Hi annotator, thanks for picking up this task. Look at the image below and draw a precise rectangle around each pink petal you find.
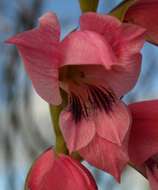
[80,12,145,97]
[146,166,158,190]
[106,23,145,97]
[80,12,121,37]
[79,135,129,181]
[59,111,96,153]
[124,0,158,45]
[96,100,131,145]
[6,12,62,105]
[57,155,98,190]
[129,100,158,165]
[59,30,116,70]
[26,148,98,190]
[103,53,142,97]
[26,148,55,189]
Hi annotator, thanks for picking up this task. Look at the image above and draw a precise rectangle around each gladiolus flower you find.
[25,148,98,190]
[128,100,158,190]
[6,12,145,179]
[124,0,158,45]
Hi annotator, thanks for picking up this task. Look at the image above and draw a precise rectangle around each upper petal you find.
[26,148,98,190]
[124,0,158,45]
[80,12,121,37]
[79,135,129,181]
[102,53,142,97]
[59,111,96,153]
[59,30,116,70]
[6,12,62,105]
[129,100,158,165]
[80,12,145,61]
[96,100,131,145]
[80,12,145,97]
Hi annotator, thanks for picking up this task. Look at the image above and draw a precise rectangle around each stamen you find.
[69,85,116,123]
[70,93,82,123]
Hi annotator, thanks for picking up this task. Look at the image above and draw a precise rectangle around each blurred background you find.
[0,0,158,189]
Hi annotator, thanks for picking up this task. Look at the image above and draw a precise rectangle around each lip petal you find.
[96,100,131,145]
[60,111,96,153]
[79,135,129,182]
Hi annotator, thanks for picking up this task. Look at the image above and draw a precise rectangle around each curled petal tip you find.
[39,11,58,25]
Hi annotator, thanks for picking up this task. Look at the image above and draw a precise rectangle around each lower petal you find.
[146,166,158,190]
[96,100,131,145]
[79,135,129,181]
[60,111,96,153]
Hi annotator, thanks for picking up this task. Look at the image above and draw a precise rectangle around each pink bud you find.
[25,148,98,190]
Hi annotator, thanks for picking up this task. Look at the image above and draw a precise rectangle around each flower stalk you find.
[110,0,137,21]
[79,0,99,13]
[49,90,68,155]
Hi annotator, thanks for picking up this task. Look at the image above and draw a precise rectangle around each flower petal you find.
[26,148,98,190]
[129,100,158,165]
[103,53,142,97]
[146,166,158,190]
[60,111,96,153]
[104,23,145,97]
[124,0,158,45]
[80,12,145,97]
[6,12,62,105]
[80,12,121,37]
[26,148,55,189]
[79,135,129,181]
[59,30,116,70]
[96,101,131,145]
[58,155,98,190]
[80,12,145,60]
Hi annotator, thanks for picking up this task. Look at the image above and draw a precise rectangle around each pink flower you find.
[25,148,98,190]
[6,12,145,180]
[128,100,158,190]
[124,0,158,45]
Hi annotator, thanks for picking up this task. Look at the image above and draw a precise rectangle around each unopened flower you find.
[129,100,158,190]
[6,12,145,180]
[124,0,158,45]
[25,148,98,190]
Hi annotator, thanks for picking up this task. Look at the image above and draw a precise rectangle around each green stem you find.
[49,90,68,154]
[79,0,99,13]
[109,0,137,21]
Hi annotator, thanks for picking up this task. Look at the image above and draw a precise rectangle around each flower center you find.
[59,65,117,123]
[59,65,85,83]
[68,85,116,123]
